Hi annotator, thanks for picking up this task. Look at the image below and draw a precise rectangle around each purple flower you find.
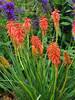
[3,1,15,20]
[0,5,3,9]
[0,0,6,4]
[6,10,15,19]
[72,0,75,3]
[42,0,48,4]
[0,0,6,10]
[3,2,14,10]
[41,0,48,13]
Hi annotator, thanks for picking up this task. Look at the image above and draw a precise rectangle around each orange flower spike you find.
[39,16,48,36]
[6,21,25,47]
[64,51,72,65]
[23,18,31,33]
[51,9,60,28]
[13,22,25,46]
[14,28,25,46]
[6,21,16,41]
[6,20,15,34]
[31,36,43,55]
[47,42,60,67]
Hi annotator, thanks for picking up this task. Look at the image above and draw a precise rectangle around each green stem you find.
[19,48,33,85]
[58,69,68,99]
[42,35,44,45]
[50,66,58,100]
[56,26,61,43]
[17,50,24,70]
[56,31,58,43]
[27,33,29,51]
[58,62,73,99]
[19,80,34,100]
[14,73,34,100]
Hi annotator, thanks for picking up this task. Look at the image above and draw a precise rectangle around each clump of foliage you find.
[0,0,75,100]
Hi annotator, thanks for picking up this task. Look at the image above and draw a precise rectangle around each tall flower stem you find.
[55,27,61,43]
[27,33,29,51]
[17,49,24,70]
[51,9,60,43]
[56,31,58,43]
[58,62,73,99]
[14,73,34,100]
[58,69,68,99]
[50,66,58,100]
[42,34,44,45]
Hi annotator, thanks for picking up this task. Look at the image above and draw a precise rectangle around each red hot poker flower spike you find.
[47,42,60,67]
[51,9,60,28]
[64,51,72,65]
[6,21,25,47]
[13,28,25,46]
[39,16,48,36]
[31,36,43,55]
[23,18,31,34]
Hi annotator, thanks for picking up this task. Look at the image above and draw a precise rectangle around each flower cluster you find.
[63,51,72,65]
[41,0,48,4]
[6,15,72,68]
[23,18,31,34]
[47,42,60,67]
[0,0,6,10]
[39,16,48,35]
[3,1,15,20]
[72,0,75,3]
[51,9,60,29]
[51,9,60,42]
[6,21,25,47]
[41,0,48,13]
[0,0,15,20]
[31,36,43,55]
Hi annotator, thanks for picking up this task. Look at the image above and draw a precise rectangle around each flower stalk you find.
[50,66,58,100]
[51,9,61,43]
